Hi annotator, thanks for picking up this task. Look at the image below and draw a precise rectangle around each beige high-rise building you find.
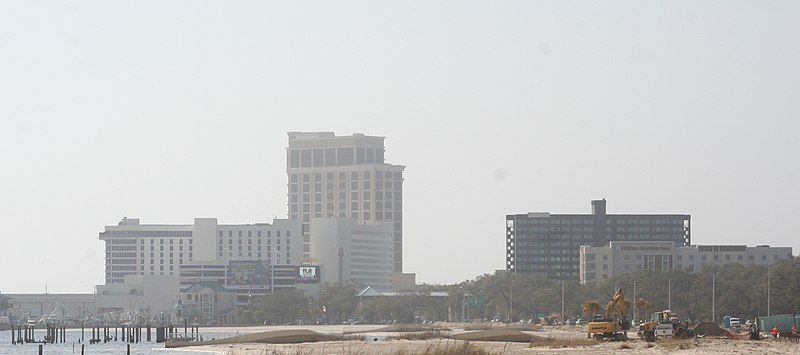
[287,132,405,272]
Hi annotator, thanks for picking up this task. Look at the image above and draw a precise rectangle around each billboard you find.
[227,261,268,286]
[296,266,320,283]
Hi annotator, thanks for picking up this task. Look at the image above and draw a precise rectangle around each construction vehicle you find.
[587,288,630,341]
[641,310,692,341]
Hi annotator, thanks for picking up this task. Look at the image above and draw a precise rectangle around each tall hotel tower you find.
[286,132,405,272]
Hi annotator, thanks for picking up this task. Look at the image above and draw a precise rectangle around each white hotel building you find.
[579,241,793,283]
[99,217,302,284]
[309,217,394,290]
[100,216,396,291]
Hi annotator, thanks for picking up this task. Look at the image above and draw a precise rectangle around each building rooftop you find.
[511,199,690,218]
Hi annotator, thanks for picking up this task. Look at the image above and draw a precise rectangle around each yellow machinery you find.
[587,288,630,341]
[641,310,690,342]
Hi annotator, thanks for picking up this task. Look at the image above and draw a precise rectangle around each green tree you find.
[318,283,361,323]
[241,290,309,325]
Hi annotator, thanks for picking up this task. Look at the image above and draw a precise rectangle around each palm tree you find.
[635,299,655,320]
[615,299,631,317]
[582,301,602,318]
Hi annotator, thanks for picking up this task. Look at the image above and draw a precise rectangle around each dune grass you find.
[528,335,597,349]
[657,339,694,350]
[388,331,451,341]
[396,341,494,355]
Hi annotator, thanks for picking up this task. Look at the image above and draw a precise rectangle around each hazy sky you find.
[1,1,798,293]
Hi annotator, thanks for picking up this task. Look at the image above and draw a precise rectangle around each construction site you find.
[146,285,800,354]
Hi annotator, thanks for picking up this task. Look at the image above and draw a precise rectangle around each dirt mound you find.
[451,330,535,343]
[464,323,542,331]
[348,324,451,333]
[555,324,583,331]
[166,329,335,348]
[691,322,729,337]
[529,335,596,349]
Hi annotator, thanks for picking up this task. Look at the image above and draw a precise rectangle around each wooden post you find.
[38,344,43,355]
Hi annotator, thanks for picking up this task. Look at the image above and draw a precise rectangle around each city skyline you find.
[2,1,799,293]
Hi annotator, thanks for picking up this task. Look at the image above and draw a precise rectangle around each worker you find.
[771,326,780,339]
[792,324,798,336]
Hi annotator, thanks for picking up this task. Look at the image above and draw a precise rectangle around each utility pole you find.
[632,281,637,322]
[561,282,565,319]
[509,272,513,323]
[668,279,672,311]
[711,274,715,324]
[767,267,771,316]
[462,294,468,322]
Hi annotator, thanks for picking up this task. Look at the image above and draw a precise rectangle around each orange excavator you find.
[587,288,630,341]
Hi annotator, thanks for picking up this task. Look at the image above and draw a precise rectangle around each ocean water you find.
[0,328,240,354]
[0,325,369,354]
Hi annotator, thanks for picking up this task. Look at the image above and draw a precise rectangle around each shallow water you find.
[0,328,247,354]
[0,325,370,354]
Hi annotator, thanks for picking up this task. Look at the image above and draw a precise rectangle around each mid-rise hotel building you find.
[506,199,691,280]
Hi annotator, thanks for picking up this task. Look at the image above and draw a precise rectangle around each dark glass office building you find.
[506,199,690,280]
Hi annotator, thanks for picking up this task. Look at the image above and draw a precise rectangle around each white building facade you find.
[99,218,302,284]
[94,274,180,320]
[287,132,405,272]
[4,294,95,320]
[580,241,792,283]
[309,218,394,290]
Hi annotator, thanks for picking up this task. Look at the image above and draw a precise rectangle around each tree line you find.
[238,256,800,324]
